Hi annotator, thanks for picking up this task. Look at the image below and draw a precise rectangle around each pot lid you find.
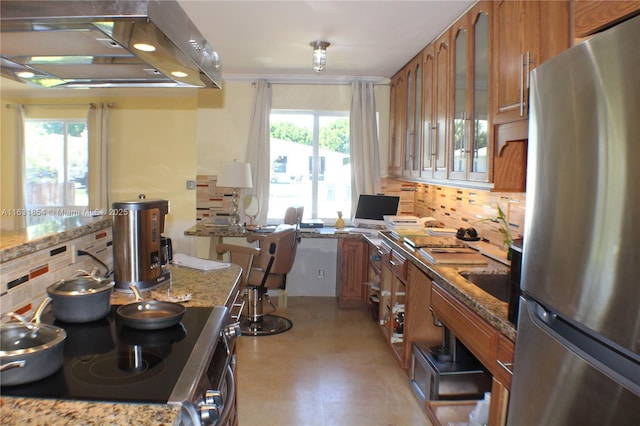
[47,277,114,296]
[0,323,66,355]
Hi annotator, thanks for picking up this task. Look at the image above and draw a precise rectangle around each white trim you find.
[223,73,389,85]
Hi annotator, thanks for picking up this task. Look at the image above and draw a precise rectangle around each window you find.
[24,119,88,225]
[268,111,351,222]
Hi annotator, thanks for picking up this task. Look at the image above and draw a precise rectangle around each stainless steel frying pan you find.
[116,285,186,330]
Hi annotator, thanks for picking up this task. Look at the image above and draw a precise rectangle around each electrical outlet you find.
[318,269,325,279]
[186,180,196,190]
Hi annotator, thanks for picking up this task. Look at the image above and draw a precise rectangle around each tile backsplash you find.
[0,228,113,318]
[383,178,526,249]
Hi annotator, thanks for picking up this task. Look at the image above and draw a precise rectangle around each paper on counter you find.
[172,253,231,271]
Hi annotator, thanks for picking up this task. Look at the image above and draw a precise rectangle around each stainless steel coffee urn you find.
[112,195,171,292]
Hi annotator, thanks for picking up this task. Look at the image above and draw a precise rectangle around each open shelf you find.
[425,400,476,426]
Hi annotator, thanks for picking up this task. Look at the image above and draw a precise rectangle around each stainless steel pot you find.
[47,274,114,323]
[0,298,66,386]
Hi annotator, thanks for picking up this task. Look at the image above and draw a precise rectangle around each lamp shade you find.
[217,161,253,188]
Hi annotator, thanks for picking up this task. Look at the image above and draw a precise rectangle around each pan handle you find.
[0,360,26,372]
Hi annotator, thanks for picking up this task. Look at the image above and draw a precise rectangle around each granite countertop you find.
[185,223,368,239]
[0,216,112,263]
[374,232,516,342]
[0,264,242,426]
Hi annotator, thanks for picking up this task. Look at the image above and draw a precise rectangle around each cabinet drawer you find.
[431,283,497,369]
[390,250,408,281]
[494,334,515,390]
[378,241,392,263]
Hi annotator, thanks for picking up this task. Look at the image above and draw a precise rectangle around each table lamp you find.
[217,160,253,231]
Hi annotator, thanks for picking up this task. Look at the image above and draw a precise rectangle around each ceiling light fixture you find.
[16,71,35,79]
[310,41,330,73]
[133,43,156,52]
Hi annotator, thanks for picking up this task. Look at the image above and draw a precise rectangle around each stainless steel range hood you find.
[0,0,222,89]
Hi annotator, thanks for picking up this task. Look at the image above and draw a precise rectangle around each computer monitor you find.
[352,194,400,228]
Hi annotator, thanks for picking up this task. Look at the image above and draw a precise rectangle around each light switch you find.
[186,180,196,190]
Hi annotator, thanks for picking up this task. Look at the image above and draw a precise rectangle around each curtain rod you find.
[250,80,391,87]
[4,103,114,108]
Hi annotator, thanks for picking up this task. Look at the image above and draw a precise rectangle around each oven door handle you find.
[216,364,236,426]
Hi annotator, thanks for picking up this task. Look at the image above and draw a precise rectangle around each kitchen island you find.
[0,264,242,426]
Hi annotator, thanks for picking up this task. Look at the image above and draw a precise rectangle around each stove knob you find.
[200,390,223,424]
[223,321,242,338]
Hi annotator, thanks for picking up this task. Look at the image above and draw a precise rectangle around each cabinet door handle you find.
[519,53,525,116]
[432,122,438,157]
[497,359,514,375]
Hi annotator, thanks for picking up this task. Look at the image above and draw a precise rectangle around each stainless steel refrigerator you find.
[508,14,640,425]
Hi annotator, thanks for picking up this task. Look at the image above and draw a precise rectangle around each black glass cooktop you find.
[1,306,213,403]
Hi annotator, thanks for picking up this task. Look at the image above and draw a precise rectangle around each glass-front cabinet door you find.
[433,31,450,179]
[388,73,405,176]
[450,25,468,180]
[449,1,491,183]
[403,54,422,178]
[470,9,490,180]
[421,44,436,176]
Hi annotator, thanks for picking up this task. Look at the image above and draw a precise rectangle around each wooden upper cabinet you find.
[574,0,640,39]
[492,0,570,125]
[433,30,451,179]
[403,54,423,178]
[420,43,436,176]
[420,33,449,180]
[388,73,405,176]
[449,17,470,181]
[492,0,539,124]
[448,1,492,183]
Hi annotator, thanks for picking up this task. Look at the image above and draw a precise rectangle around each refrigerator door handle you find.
[527,299,640,395]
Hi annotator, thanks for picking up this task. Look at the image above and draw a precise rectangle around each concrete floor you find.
[236,297,431,426]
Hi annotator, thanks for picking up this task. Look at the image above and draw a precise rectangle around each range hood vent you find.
[0,0,222,89]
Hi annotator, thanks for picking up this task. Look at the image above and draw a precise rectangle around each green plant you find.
[476,204,513,248]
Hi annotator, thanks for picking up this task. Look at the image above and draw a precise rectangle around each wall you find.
[195,81,390,175]
[0,94,200,258]
[2,82,391,261]
[192,81,391,258]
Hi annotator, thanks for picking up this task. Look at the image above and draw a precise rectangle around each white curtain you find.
[350,81,381,215]
[87,103,111,211]
[244,80,272,225]
[13,104,27,229]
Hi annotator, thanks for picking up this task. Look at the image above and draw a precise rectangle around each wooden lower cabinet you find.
[375,251,441,369]
[337,238,366,308]
[430,282,515,426]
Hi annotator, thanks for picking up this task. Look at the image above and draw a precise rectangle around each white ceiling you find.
[0,0,474,96]
[178,0,474,83]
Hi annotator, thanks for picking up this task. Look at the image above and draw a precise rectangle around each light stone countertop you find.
[0,264,241,426]
[184,223,367,239]
[373,232,517,342]
[0,216,112,263]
